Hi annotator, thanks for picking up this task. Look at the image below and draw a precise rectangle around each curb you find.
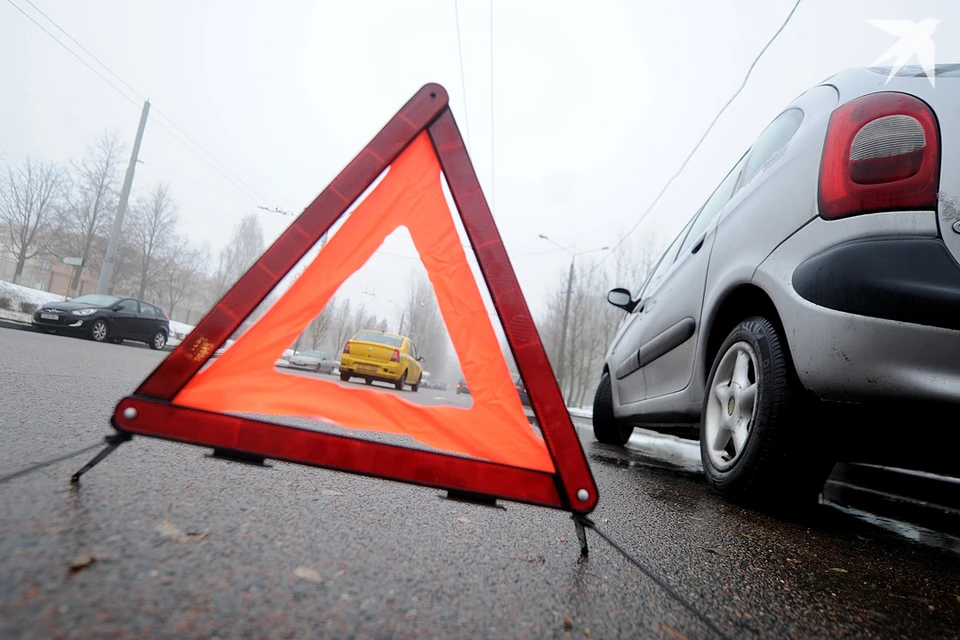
[0,319,37,332]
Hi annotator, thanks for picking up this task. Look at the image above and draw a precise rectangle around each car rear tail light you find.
[390,349,400,362]
[818,92,940,220]
[343,341,350,355]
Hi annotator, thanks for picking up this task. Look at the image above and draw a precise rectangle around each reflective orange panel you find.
[173,133,555,473]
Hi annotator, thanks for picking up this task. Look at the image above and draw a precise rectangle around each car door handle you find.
[691,235,705,254]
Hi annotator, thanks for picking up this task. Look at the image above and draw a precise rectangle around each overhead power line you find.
[453,0,472,150]
[595,0,803,270]
[8,0,273,208]
[489,0,496,213]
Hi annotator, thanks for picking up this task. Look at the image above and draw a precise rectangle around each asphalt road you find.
[1,329,959,639]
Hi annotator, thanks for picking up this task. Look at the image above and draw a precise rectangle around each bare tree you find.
[402,270,449,367]
[153,240,208,316]
[535,232,662,407]
[330,298,354,354]
[300,294,338,351]
[128,182,178,299]
[58,132,124,294]
[210,213,265,302]
[0,158,64,284]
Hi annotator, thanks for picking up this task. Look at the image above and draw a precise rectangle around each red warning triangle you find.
[111,85,598,514]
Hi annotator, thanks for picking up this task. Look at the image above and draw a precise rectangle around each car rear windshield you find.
[70,294,120,306]
[354,331,402,347]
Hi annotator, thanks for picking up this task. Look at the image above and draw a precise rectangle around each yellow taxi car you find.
[339,329,425,392]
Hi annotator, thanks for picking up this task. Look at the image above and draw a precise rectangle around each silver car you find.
[594,65,960,506]
[288,350,337,374]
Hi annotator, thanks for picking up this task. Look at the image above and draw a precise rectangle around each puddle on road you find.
[572,419,960,556]
[823,501,960,555]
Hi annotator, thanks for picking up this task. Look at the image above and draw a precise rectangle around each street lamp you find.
[538,234,609,396]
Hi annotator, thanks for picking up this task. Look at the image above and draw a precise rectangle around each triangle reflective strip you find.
[112,85,598,514]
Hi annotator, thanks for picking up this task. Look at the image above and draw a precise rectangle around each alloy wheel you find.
[703,341,759,471]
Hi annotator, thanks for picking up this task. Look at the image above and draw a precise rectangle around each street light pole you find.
[556,257,576,394]
[98,99,150,295]
[538,235,610,400]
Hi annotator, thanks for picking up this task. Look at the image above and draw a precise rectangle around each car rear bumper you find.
[757,229,960,405]
[792,237,960,332]
[341,357,402,380]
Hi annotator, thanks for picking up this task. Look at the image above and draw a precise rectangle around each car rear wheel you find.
[150,330,167,351]
[593,372,633,446]
[340,372,350,382]
[365,378,373,385]
[411,376,420,392]
[90,319,109,343]
[700,316,833,506]
[395,371,407,391]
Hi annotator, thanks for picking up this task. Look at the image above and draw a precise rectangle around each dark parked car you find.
[32,294,171,350]
[456,378,470,395]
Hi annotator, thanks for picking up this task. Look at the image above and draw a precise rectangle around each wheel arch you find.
[702,283,793,386]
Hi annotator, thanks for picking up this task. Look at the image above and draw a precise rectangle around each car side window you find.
[677,153,748,256]
[117,299,139,313]
[736,108,804,193]
[636,224,690,306]
[142,305,157,317]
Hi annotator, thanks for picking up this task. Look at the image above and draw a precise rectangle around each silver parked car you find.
[594,65,960,506]
[287,350,337,374]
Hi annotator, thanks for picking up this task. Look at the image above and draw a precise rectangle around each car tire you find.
[395,371,407,391]
[150,330,167,351]
[411,377,420,392]
[700,316,833,507]
[593,371,633,446]
[365,378,373,385]
[340,372,350,382]
[90,319,109,343]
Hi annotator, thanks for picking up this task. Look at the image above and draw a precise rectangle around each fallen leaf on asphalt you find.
[955,595,960,604]
[156,519,207,543]
[319,489,343,496]
[829,568,848,573]
[659,623,689,639]
[740,533,754,540]
[68,553,95,573]
[703,546,726,556]
[294,567,323,584]
[564,615,573,630]
[856,535,873,542]
[458,516,471,524]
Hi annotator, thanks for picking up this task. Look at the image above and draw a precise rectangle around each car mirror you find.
[607,288,636,312]
[419,357,425,362]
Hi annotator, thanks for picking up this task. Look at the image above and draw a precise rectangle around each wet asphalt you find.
[1,329,959,639]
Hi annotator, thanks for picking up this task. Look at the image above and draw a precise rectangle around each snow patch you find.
[0,280,66,308]
[567,407,593,419]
